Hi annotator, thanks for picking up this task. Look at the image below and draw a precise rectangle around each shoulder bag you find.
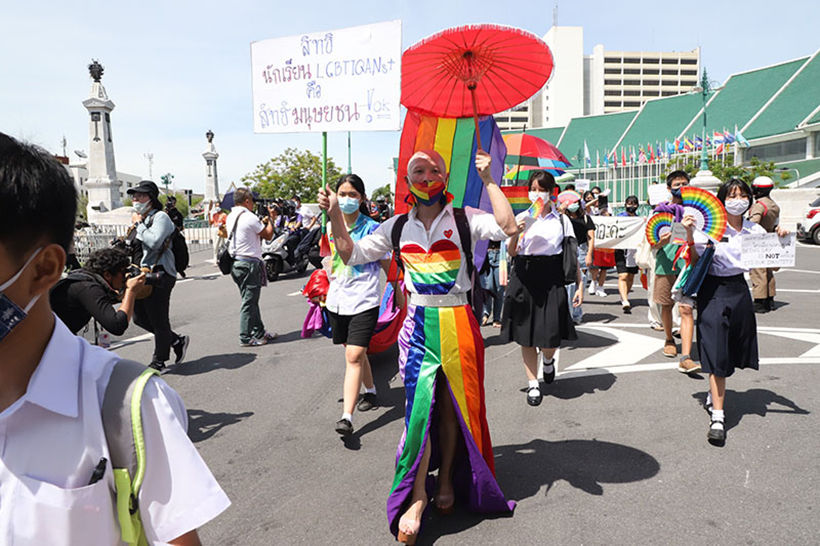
[217,210,244,275]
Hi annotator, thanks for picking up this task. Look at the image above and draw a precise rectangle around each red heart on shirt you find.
[443,229,453,238]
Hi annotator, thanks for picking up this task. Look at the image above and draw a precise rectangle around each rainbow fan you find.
[680,186,727,242]
[645,212,674,245]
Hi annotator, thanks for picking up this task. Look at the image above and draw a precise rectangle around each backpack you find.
[101,359,160,546]
[167,228,189,276]
[390,207,485,320]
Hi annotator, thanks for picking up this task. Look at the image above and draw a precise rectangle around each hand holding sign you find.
[741,233,796,268]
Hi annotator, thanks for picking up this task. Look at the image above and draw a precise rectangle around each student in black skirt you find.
[614,195,640,313]
[683,178,789,445]
[501,171,583,406]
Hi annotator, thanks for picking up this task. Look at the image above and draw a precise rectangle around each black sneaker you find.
[357,392,379,412]
[707,421,725,446]
[148,360,166,373]
[335,418,353,436]
[172,335,190,365]
[754,299,768,314]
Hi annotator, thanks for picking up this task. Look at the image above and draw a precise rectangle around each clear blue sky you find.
[2,0,817,197]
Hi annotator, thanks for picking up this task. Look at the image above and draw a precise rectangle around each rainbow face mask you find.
[409,180,447,206]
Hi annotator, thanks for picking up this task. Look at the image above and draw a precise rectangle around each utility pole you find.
[61,135,67,157]
[144,152,154,180]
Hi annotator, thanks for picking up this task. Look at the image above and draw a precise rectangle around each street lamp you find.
[689,68,722,191]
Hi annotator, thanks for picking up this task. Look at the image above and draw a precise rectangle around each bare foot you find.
[434,477,455,513]
[398,497,426,543]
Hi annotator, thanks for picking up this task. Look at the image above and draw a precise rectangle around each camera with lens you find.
[125,264,163,286]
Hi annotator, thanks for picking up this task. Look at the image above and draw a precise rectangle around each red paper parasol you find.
[503,133,571,166]
[402,24,553,149]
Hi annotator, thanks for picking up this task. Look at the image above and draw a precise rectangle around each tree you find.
[241,147,342,200]
[371,183,393,204]
[665,155,791,187]
[158,192,190,217]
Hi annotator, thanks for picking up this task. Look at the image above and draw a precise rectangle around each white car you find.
[796,196,820,245]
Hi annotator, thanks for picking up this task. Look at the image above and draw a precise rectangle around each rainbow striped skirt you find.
[387,302,515,536]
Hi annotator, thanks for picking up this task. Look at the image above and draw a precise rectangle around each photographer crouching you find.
[128,180,189,371]
[50,248,146,338]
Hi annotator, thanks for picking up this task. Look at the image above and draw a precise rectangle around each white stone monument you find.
[203,130,220,203]
[82,60,122,217]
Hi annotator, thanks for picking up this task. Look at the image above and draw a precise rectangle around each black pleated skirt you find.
[696,274,759,377]
[500,254,577,348]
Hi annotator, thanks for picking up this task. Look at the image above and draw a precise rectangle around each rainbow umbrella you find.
[504,165,565,181]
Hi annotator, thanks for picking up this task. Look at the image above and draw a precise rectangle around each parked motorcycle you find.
[262,228,309,281]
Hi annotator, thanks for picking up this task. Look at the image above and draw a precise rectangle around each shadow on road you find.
[187,408,254,443]
[544,372,616,400]
[691,388,809,431]
[575,312,618,324]
[415,438,659,544]
[167,352,257,376]
[340,344,405,450]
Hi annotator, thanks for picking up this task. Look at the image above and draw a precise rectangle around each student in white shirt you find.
[0,132,229,544]
[325,174,392,437]
[502,170,583,407]
[225,187,279,346]
[683,178,789,446]
[319,149,517,545]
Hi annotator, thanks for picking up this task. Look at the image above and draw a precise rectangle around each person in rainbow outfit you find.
[319,148,517,544]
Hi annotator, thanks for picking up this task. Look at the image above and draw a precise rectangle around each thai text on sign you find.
[251,20,401,133]
[592,216,646,249]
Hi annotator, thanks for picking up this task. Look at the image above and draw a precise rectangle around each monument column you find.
[82,59,122,216]
[203,130,220,203]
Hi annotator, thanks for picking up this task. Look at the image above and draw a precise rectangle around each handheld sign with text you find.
[251,20,401,133]
[740,233,795,268]
[593,216,646,249]
[648,184,670,206]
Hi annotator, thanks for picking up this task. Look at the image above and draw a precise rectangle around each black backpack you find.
[168,228,189,275]
[390,207,485,321]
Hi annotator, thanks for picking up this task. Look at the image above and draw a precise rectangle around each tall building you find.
[493,26,701,130]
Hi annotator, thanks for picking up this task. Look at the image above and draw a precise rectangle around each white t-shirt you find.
[298,204,316,228]
[348,204,507,296]
[516,208,575,256]
[225,206,265,260]
[0,318,230,544]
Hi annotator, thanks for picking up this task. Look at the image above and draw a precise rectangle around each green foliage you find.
[371,184,393,204]
[158,192,190,217]
[241,147,342,200]
[159,172,174,192]
[665,154,791,187]
[76,193,88,222]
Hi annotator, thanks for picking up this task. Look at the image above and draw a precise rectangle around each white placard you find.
[648,184,670,205]
[592,216,647,249]
[574,179,591,193]
[670,222,688,243]
[251,20,401,133]
[741,233,795,268]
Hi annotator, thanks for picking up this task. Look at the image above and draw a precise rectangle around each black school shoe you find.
[148,360,166,373]
[357,392,379,412]
[540,352,556,384]
[526,386,542,406]
[707,420,726,446]
[335,418,353,436]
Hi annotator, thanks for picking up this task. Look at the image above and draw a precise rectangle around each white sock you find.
[706,392,713,407]
[590,280,597,290]
[711,409,724,428]
[364,386,377,395]
[528,379,540,390]
[341,412,352,423]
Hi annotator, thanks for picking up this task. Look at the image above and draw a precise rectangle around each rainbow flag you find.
[501,185,530,214]
[528,197,545,218]
[396,111,507,215]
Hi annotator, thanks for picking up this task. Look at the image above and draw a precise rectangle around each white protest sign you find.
[741,233,795,268]
[575,179,591,193]
[670,222,688,244]
[251,20,401,133]
[648,184,670,205]
[592,216,647,249]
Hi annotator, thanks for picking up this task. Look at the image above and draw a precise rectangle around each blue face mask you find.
[338,197,360,215]
[0,248,43,343]
[670,187,682,199]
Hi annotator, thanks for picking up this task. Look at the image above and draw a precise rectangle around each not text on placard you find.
[740,233,796,268]
[251,20,401,133]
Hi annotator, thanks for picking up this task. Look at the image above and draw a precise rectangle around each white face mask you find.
[0,247,43,343]
[724,198,749,216]
[133,201,152,215]
[337,196,360,214]
[528,191,549,204]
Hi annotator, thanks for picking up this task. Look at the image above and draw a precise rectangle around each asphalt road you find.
[109,242,820,545]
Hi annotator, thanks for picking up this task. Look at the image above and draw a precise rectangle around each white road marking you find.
[776,268,820,275]
[287,290,303,296]
[563,326,661,370]
[775,288,820,293]
[108,333,154,350]
[177,273,221,284]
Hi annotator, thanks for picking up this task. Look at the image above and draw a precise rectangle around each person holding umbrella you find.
[318,149,517,544]
[501,170,583,406]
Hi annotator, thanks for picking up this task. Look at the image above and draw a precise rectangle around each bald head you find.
[407,149,447,177]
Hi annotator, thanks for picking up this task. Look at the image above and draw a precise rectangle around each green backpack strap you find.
[102,359,160,546]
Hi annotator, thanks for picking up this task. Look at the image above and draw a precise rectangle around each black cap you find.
[127,180,159,197]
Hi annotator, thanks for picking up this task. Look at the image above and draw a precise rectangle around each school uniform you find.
[0,317,230,544]
[347,203,515,538]
[325,213,383,347]
[695,220,766,377]
[501,208,577,348]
